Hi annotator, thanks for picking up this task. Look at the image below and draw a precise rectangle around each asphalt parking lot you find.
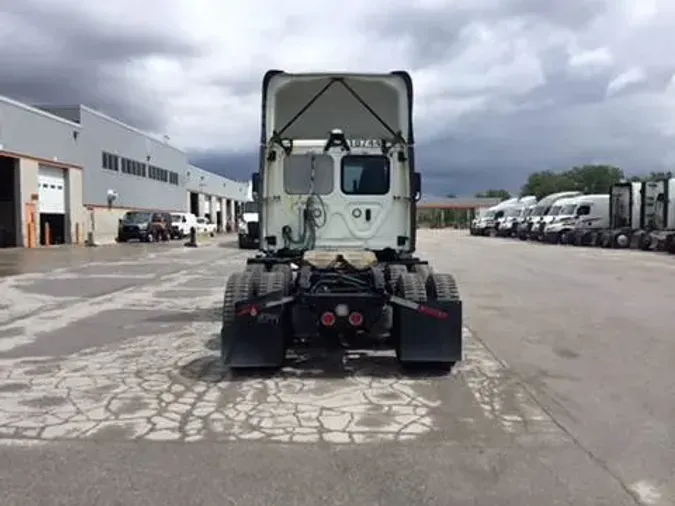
[0,231,672,506]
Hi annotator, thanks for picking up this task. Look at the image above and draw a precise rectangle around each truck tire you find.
[259,270,290,296]
[386,264,408,293]
[221,271,256,356]
[245,263,266,292]
[271,263,293,288]
[426,273,460,301]
[426,273,460,371]
[394,272,427,364]
[411,264,433,283]
[396,272,427,301]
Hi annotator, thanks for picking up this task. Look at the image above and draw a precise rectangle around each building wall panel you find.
[0,98,82,166]
[79,107,188,211]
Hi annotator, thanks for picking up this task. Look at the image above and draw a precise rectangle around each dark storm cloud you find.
[372,0,609,68]
[188,150,256,182]
[0,2,200,130]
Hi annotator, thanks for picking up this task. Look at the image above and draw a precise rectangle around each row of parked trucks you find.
[470,178,675,253]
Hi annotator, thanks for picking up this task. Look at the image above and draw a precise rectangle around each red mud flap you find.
[224,294,294,368]
[390,295,463,363]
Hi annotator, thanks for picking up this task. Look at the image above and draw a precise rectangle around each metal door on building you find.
[38,165,66,214]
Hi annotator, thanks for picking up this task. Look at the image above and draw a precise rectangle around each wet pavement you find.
[0,231,672,505]
[0,240,195,277]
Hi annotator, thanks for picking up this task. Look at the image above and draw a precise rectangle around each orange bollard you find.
[45,223,51,247]
[75,223,81,245]
[29,222,36,248]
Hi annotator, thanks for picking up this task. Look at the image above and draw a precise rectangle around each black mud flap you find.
[224,294,289,368]
[396,299,462,363]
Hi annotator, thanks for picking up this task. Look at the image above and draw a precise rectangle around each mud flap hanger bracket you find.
[267,77,408,159]
[236,293,447,321]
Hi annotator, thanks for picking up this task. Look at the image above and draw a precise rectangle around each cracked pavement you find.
[0,232,672,505]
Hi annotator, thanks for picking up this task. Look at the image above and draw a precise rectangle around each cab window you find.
[341,155,390,195]
[283,154,333,195]
[576,204,591,216]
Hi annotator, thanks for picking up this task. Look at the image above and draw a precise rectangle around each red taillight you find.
[347,312,363,326]
[320,311,336,326]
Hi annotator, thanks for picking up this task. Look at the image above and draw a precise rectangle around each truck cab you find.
[238,199,260,249]
[541,196,582,243]
[253,71,419,255]
[601,181,642,248]
[568,194,610,246]
[527,191,583,240]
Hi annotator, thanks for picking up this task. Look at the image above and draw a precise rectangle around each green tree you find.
[521,165,624,199]
[474,189,511,201]
[629,171,673,182]
[566,164,624,193]
[520,171,576,200]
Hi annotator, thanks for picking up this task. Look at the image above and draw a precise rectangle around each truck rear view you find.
[219,70,463,372]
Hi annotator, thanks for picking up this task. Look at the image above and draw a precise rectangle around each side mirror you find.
[412,172,421,202]
[251,172,260,195]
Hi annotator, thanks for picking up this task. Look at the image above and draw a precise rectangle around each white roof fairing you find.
[262,72,413,144]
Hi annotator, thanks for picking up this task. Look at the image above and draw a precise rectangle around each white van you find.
[169,212,199,239]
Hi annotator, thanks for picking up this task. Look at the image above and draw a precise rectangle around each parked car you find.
[118,211,150,242]
[117,211,170,242]
[169,212,199,239]
[196,217,216,236]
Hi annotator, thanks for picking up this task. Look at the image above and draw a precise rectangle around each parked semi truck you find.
[220,70,462,371]
[635,178,675,252]
[523,191,583,241]
[541,196,583,244]
[598,181,642,248]
[565,194,610,246]
[495,196,537,237]
[475,197,520,236]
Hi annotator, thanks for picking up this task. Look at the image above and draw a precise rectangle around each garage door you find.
[38,165,66,214]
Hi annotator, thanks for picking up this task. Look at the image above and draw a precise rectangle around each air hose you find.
[282,154,327,250]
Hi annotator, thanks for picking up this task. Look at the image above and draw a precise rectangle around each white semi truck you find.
[237,182,260,249]
[220,70,462,371]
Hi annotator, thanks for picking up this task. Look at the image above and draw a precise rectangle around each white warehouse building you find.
[0,94,250,248]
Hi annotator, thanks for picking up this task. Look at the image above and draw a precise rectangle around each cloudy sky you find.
[2,0,675,195]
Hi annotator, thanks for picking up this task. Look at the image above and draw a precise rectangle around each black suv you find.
[117,211,172,242]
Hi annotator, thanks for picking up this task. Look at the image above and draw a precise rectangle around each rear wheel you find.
[424,273,459,372]
[245,263,266,292]
[386,264,408,293]
[426,272,459,302]
[221,272,256,363]
[411,264,433,283]
[393,272,427,365]
[271,263,293,288]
